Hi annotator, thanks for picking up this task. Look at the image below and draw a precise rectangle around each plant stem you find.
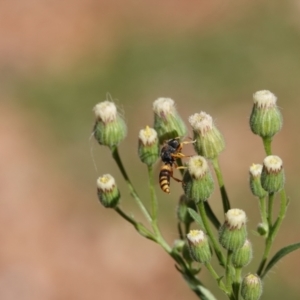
[262,137,272,156]
[211,157,231,213]
[147,165,158,222]
[111,146,152,223]
[225,250,233,288]
[204,201,221,230]
[258,195,268,227]
[115,207,155,241]
[257,189,288,277]
[198,201,226,266]
[261,189,288,278]
[232,267,242,300]
[205,262,228,294]
[267,193,275,229]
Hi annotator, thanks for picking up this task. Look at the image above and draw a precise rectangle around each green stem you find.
[204,201,221,230]
[115,207,156,241]
[111,146,152,223]
[257,189,288,277]
[205,262,228,294]
[262,137,272,156]
[177,222,184,240]
[147,165,158,222]
[258,195,268,227]
[225,250,233,288]
[211,157,231,213]
[261,189,288,278]
[198,201,226,266]
[267,193,275,229]
[232,267,241,300]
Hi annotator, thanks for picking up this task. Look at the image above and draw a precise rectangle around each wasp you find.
[159,137,194,194]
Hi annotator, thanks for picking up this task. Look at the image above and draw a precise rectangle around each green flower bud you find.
[138,126,160,166]
[97,174,120,208]
[250,90,282,138]
[241,274,263,300]
[257,222,268,236]
[188,112,225,159]
[261,155,285,193]
[187,230,211,263]
[249,164,267,198]
[93,101,127,148]
[183,156,214,203]
[153,98,187,144]
[232,239,253,268]
[177,194,197,224]
[219,209,247,251]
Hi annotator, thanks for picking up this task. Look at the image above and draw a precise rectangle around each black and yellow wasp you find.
[159,137,194,194]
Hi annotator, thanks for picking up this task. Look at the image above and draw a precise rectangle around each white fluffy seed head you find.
[93,101,117,123]
[139,126,157,145]
[153,98,175,117]
[97,174,116,191]
[253,90,277,108]
[188,156,209,179]
[249,164,263,177]
[187,230,206,244]
[263,155,283,173]
[225,209,247,229]
[188,112,213,135]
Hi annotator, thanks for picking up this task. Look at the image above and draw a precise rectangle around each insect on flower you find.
[159,137,195,194]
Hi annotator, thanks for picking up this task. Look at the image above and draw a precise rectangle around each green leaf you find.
[261,242,300,278]
[196,285,218,300]
[188,208,204,229]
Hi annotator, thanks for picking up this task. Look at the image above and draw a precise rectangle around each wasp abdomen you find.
[159,164,172,194]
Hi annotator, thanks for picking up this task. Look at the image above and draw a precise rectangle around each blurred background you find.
[1,0,300,299]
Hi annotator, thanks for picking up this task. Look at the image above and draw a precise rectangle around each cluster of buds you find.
[92,90,288,300]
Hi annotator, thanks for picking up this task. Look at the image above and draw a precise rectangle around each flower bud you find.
[183,156,214,203]
[250,90,282,138]
[219,209,247,251]
[257,222,268,236]
[241,274,263,300]
[97,174,120,208]
[93,101,127,148]
[138,126,160,166]
[187,230,211,263]
[261,155,285,193]
[249,164,267,198]
[232,239,253,268]
[188,112,225,159]
[177,194,197,225]
[153,98,187,144]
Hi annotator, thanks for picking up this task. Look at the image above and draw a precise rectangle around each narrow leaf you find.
[196,285,218,300]
[262,242,300,278]
[188,208,204,229]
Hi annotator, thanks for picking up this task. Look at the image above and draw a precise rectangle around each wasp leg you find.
[181,139,196,145]
[171,152,193,159]
[169,168,183,183]
[170,174,183,183]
